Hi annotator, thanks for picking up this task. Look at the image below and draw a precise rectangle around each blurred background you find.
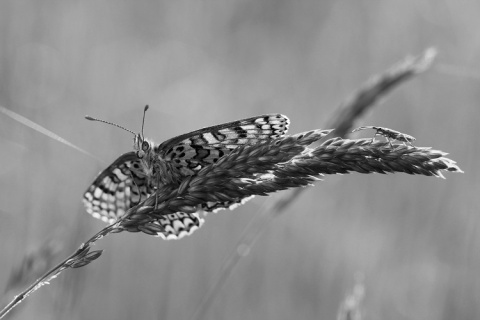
[0,1,478,319]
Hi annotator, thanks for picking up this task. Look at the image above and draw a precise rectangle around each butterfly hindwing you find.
[83,152,154,223]
[201,195,256,215]
[153,211,205,240]
[83,153,204,240]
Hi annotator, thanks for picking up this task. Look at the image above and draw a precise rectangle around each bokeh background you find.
[0,1,478,319]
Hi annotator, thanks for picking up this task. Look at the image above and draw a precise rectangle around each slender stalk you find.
[0,223,118,319]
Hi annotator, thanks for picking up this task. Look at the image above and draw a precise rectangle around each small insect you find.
[352,126,416,147]
[83,106,290,239]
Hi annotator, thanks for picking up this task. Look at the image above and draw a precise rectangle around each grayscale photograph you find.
[0,1,474,320]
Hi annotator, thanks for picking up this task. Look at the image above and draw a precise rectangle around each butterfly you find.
[83,108,290,240]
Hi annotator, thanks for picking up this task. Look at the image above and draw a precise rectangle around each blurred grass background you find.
[0,1,478,319]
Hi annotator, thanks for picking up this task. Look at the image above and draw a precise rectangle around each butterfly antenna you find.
[141,105,149,140]
[85,115,136,136]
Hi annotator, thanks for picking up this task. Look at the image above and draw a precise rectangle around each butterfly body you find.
[84,113,290,239]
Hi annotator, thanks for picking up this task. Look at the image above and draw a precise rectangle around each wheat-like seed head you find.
[117,130,462,235]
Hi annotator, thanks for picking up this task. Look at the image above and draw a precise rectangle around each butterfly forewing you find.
[159,114,288,150]
[157,114,289,173]
[83,113,290,239]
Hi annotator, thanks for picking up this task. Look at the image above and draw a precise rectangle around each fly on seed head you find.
[352,126,416,147]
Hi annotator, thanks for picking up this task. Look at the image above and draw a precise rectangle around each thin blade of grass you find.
[0,105,100,162]
[326,47,437,137]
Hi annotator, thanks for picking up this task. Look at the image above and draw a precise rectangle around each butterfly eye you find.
[136,150,145,159]
[142,141,150,152]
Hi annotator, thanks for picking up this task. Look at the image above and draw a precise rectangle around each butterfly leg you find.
[386,137,394,148]
[400,134,415,147]
[154,174,161,209]
[128,171,145,206]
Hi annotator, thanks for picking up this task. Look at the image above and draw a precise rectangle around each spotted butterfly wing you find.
[156,114,290,176]
[83,152,205,240]
[83,152,152,224]
[83,113,290,239]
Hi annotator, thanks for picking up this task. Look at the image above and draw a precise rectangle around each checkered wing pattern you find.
[83,152,152,224]
[83,114,290,239]
[83,152,203,239]
[153,212,205,240]
[156,114,290,176]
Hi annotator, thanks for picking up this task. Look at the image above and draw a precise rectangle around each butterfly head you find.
[133,133,154,159]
